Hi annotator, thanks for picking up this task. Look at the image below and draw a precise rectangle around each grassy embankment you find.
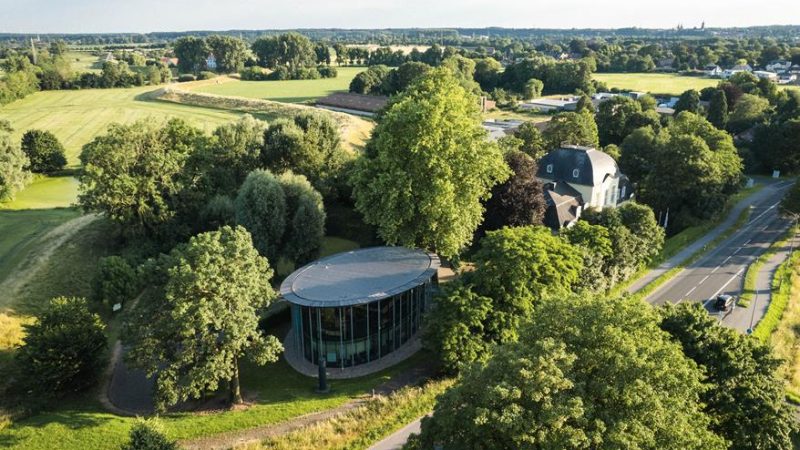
[249,378,453,450]
[763,251,800,402]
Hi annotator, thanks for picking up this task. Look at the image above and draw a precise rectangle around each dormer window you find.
[572,168,580,178]
[546,164,553,174]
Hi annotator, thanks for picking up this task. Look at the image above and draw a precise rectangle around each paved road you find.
[644,180,795,332]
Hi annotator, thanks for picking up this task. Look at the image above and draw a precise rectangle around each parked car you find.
[715,294,736,311]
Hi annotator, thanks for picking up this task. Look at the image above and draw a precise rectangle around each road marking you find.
[744,239,751,245]
[703,267,745,307]
[722,256,732,264]
[732,247,741,255]
[686,286,697,296]
[746,202,779,225]
[699,275,710,284]
[711,266,721,273]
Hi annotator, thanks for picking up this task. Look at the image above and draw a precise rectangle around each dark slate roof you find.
[280,247,440,308]
[537,146,619,187]
[542,182,583,229]
[316,92,389,113]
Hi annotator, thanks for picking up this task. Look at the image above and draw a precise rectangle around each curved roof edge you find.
[280,247,441,308]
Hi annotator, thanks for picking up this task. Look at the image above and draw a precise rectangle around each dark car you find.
[715,294,736,311]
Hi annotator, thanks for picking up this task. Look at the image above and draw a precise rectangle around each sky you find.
[0,0,798,34]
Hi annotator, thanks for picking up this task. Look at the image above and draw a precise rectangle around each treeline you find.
[0,120,69,201]
[0,42,172,106]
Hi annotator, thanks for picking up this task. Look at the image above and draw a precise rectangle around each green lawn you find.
[0,176,79,210]
[0,86,246,166]
[0,350,428,450]
[191,67,365,103]
[592,73,719,96]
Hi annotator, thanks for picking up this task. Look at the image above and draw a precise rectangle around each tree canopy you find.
[20,129,67,174]
[480,151,546,234]
[124,226,282,411]
[414,294,727,450]
[0,128,31,201]
[252,32,316,70]
[350,68,509,258]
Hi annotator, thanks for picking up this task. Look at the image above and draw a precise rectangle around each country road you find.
[645,179,795,332]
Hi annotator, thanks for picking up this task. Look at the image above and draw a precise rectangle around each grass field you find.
[0,176,79,210]
[593,73,719,96]
[190,67,364,103]
[64,51,102,74]
[0,86,246,166]
[768,255,800,401]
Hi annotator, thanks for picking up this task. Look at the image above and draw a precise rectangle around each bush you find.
[14,297,107,400]
[317,65,338,78]
[239,66,270,81]
[20,129,67,174]
[91,256,138,309]
[197,71,217,80]
[121,418,178,450]
[268,66,291,80]
[177,74,196,82]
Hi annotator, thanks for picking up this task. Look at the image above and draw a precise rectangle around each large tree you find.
[728,93,770,133]
[413,295,727,450]
[15,297,107,400]
[251,32,315,70]
[480,151,546,234]
[78,119,206,237]
[261,111,349,198]
[173,36,210,74]
[0,129,31,201]
[595,95,643,146]
[542,111,599,150]
[198,115,266,197]
[424,226,582,372]
[20,129,67,173]
[707,89,729,130]
[753,118,800,174]
[674,89,702,115]
[205,35,249,73]
[513,121,548,160]
[276,171,326,265]
[234,169,287,263]
[124,226,282,411]
[350,68,509,258]
[660,303,797,450]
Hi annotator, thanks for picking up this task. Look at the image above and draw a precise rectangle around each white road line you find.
[722,256,732,264]
[744,239,751,245]
[711,266,721,273]
[699,275,710,284]
[686,286,697,296]
[732,247,741,255]
[746,201,779,225]
[703,267,745,307]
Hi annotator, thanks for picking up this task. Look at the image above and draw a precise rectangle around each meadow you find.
[190,67,364,103]
[64,51,102,73]
[592,73,719,95]
[0,85,246,167]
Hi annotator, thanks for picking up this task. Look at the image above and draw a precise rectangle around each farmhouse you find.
[766,60,792,73]
[205,53,217,70]
[778,73,798,85]
[704,64,723,77]
[281,247,440,376]
[722,64,753,79]
[537,145,634,229]
[316,92,389,117]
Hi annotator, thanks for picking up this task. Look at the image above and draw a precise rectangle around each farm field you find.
[0,85,246,166]
[190,67,364,103]
[593,73,718,95]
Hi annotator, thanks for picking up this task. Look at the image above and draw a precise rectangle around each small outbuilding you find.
[281,247,440,374]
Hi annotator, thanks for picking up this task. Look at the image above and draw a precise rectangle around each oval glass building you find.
[281,247,440,371]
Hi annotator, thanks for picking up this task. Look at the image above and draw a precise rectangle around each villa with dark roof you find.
[537,145,634,229]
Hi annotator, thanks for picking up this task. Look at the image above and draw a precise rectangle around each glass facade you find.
[291,278,437,368]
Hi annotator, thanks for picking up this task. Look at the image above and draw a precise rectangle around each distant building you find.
[104,52,115,62]
[754,70,779,81]
[722,64,753,79]
[482,119,525,141]
[766,60,792,73]
[778,73,798,85]
[160,57,179,67]
[520,97,578,113]
[316,92,390,117]
[205,54,217,71]
[537,146,634,229]
[704,65,723,77]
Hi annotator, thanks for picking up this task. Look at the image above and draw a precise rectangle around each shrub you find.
[91,256,138,309]
[14,297,107,400]
[121,418,178,450]
[177,74,196,82]
[20,129,67,174]
[239,66,270,81]
[317,65,338,78]
[197,71,217,80]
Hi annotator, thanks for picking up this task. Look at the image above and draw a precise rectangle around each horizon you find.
[1,0,799,34]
